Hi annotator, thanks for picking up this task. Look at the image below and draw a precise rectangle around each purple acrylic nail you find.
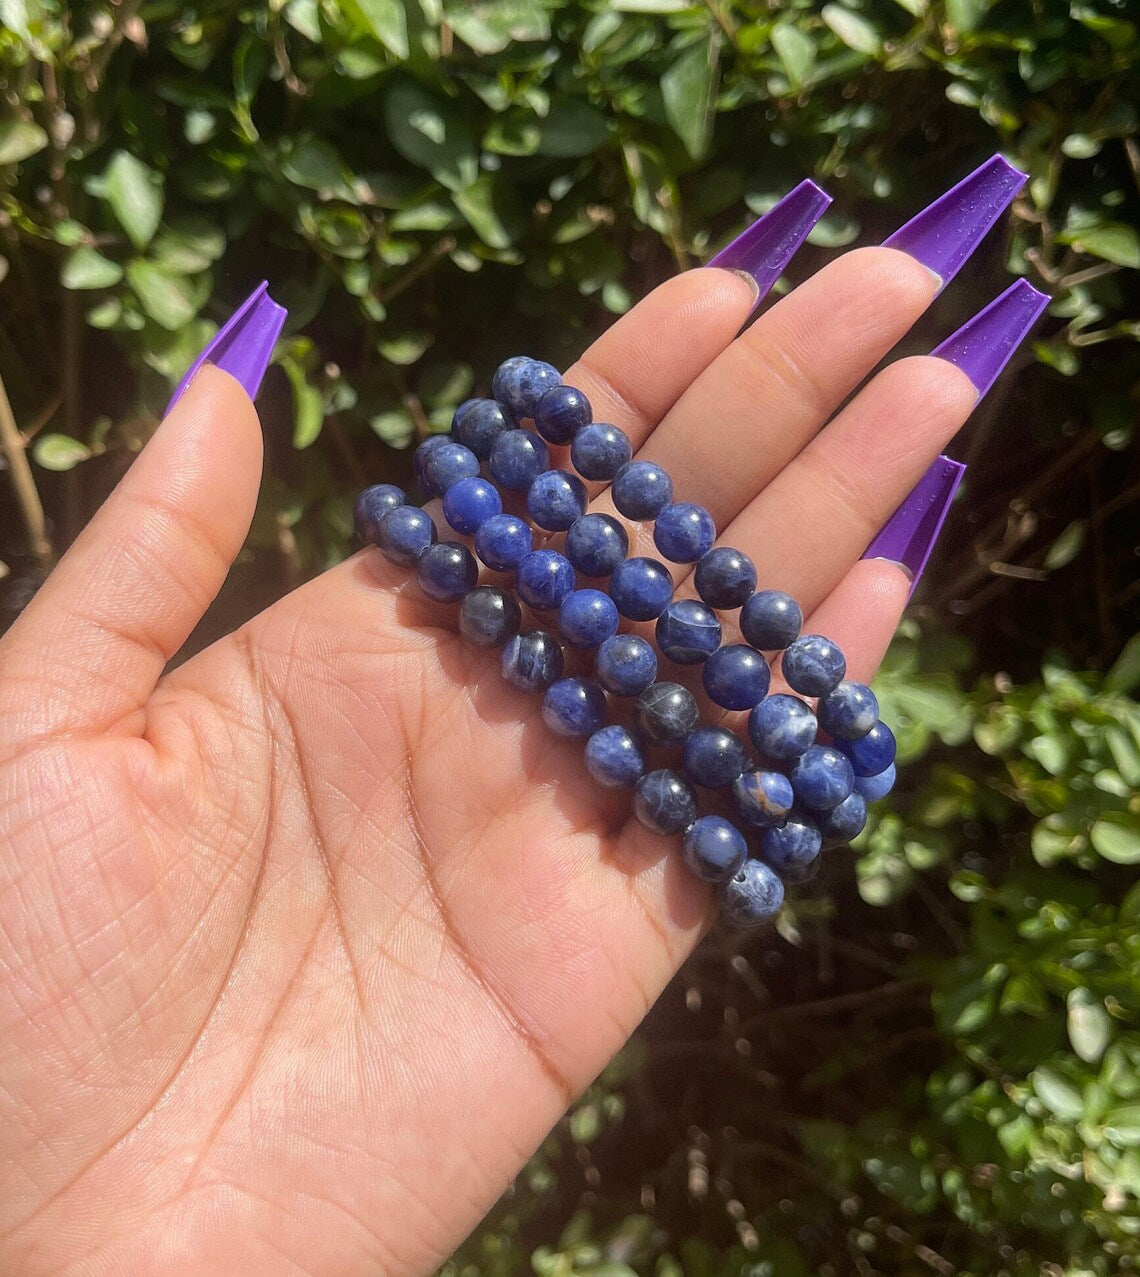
[863,456,966,598]
[882,154,1027,289]
[166,280,287,413]
[932,277,1050,398]
[707,179,832,305]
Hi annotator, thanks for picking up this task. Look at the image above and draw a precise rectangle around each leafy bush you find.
[1,0,1138,1271]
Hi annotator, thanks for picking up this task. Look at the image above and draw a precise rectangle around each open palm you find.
[0,250,974,1275]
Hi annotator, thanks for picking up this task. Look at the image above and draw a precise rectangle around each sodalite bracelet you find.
[355,355,899,930]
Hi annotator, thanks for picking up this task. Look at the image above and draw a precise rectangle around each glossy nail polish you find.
[707,179,832,306]
[931,278,1050,397]
[167,280,286,412]
[882,154,1027,288]
[863,456,966,596]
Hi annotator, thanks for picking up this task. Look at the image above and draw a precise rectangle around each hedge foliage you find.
[1,0,1139,1272]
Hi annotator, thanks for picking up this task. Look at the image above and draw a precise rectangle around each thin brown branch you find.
[0,369,53,569]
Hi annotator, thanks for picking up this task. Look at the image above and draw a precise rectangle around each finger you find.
[0,366,263,740]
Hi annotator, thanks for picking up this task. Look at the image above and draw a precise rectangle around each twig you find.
[0,368,53,569]
[376,236,457,306]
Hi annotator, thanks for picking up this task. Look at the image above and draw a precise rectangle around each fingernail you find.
[707,179,832,308]
[862,456,966,598]
[931,277,1050,399]
[166,281,287,413]
[882,154,1027,290]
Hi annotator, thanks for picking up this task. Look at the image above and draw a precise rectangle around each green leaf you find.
[61,247,123,290]
[661,33,721,161]
[1067,990,1111,1065]
[1067,223,1140,269]
[340,0,408,57]
[384,80,478,192]
[369,408,415,447]
[536,100,609,158]
[1032,1065,1084,1121]
[0,119,48,165]
[33,434,91,472]
[151,217,226,273]
[282,360,325,449]
[771,23,816,89]
[1090,812,1140,864]
[280,136,355,201]
[125,260,198,329]
[104,152,165,250]
[945,0,992,35]
[378,331,433,365]
[1107,633,1140,696]
[453,176,520,249]
[1043,519,1086,570]
[821,5,880,54]
[1105,1106,1140,1149]
[446,0,550,54]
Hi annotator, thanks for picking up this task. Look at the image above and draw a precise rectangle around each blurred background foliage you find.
[1,0,1139,1271]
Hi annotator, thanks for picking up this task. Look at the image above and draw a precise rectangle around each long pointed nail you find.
[863,456,966,598]
[883,154,1027,289]
[932,277,1050,398]
[708,179,832,306]
[166,281,287,413]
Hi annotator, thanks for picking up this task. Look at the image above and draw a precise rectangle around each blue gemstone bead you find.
[655,599,721,665]
[584,725,645,789]
[748,694,817,763]
[534,384,591,444]
[422,441,479,497]
[492,356,562,419]
[854,762,896,802]
[412,435,449,493]
[654,502,716,563]
[760,814,822,880]
[782,634,847,697]
[720,859,785,928]
[376,505,437,566]
[732,769,795,828]
[634,769,698,836]
[526,469,588,532]
[516,549,576,611]
[634,682,698,746]
[354,483,405,544]
[839,720,897,777]
[541,677,608,739]
[694,547,756,610]
[609,556,673,621]
[820,791,868,846]
[703,644,771,711]
[474,513,533,572]
[789,744,855,811]
[458,586,521,648]
[442,476,502,535]
[817,681,879,741]
[570,422,632,481]
[451,398,514,459]
[682,816,748,884]
[595,634,657,697]
[612,461,674,521]
[488,429,550,491]
[416,540,478,602]
[682,726,747,790]
[501,630,564,693]
[565,513,628,578]
[739,590,803,651]
[558,589,620,649]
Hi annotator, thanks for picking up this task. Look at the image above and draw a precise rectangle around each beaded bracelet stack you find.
[354,357,898,929]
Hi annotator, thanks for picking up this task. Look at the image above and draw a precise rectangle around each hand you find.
[0,249,973,1274]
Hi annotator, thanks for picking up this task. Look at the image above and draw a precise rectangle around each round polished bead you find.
[782,634,846,697]
[740,590,803,651]
[458,586,521,648]
[474,513,532,571]
[526,469,588,531]
[634,681,699,746]
[422,440,479,497]
[820,791,868,847]
[609,556,673,621]
[839,721,897,777]
[488,429,550,491]
[442,476,502,535]
[682,726,747,790]
[703,644,771,711]
[570,423,632,481]
[451,398,513,459]
[611,460,674,521]
[720,859,784,928]
[413,435,449,494]
[416,540,478,602]
[748,694,817,763]
[585,725,645,789]
[541,677,608,739]
[789,744,855,811]
[655,599,721,665]
[732,769,795,828]
[534,384,591,444]
[760,814,822,880]
[595,634,657,697]
[565,513,628,578]
[501,630,564,693]
[854,762,896,802]
[377,505,437,566]
[492,356,562,418]
[694,547,756,610]
[654,502,716,563]
[558,589,619,649]
[817,681,879,741]
[516,550,575,611]
[354,483,405,544]
[682,816,747,883]
[634,769,698,836]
